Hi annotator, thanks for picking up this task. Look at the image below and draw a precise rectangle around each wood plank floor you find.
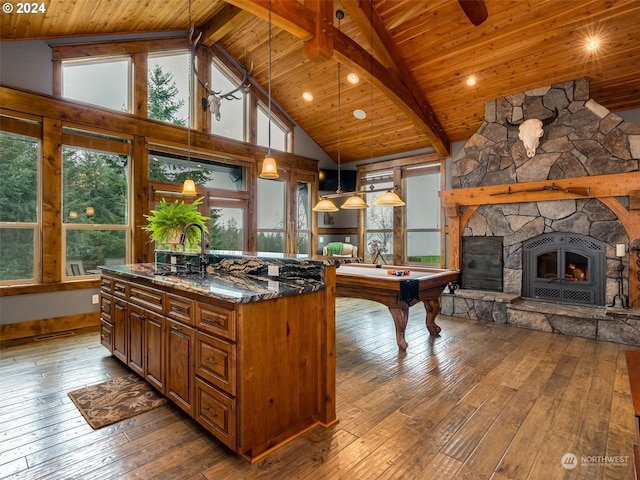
[1,298,638,479]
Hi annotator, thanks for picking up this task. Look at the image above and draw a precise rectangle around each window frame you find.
[0,113,42,285]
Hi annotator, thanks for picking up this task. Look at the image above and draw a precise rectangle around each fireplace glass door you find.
[536,251,589,282]
[524,233,605,305]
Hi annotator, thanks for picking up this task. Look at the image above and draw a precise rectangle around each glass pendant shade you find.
[374,190,405,207]
[85,206,95,216]
[260,155,279,179]
[341,195,368,209]
[312,198,339,212]
[182,178,197,195]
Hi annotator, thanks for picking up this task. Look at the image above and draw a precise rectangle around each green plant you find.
[143,197,209,250]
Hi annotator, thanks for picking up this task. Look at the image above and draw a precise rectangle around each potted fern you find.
[143,197,209,250]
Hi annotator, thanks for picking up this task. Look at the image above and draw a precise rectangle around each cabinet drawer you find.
[129,283,164,313]
[196,303,236,340]
[196,332,236,395]
[100,292,113,319]
[166,293,194,325]
[195,377,236,450]
[100,319,113,351]
[112,278,128,299]
[101,275,112,292]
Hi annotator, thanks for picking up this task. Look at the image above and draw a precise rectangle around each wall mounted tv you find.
[318,169,357,192]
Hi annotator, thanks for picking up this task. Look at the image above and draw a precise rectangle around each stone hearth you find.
[441,77,640,346]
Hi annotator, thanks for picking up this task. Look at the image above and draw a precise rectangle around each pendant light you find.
[313,10,367,212]
[182,0,197,195]
[373,187,405,207]
[260,0,279,179]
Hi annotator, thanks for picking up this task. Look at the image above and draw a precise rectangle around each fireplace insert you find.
[523,233,606,305]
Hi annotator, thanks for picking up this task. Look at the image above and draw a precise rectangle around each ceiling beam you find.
[199,4,252,46]
[341,0,450,156]
[224,0,450,157]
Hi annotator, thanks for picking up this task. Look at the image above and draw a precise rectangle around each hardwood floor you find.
[1,298,638,479]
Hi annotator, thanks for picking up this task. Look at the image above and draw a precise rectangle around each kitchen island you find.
[99,252,347,462]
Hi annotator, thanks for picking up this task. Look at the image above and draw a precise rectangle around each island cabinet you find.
[99,270,337,462]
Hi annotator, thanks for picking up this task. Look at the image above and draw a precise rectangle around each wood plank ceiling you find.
[1,0,639,164]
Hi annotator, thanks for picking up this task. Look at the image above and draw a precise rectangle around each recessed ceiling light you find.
[586,38,600,51]
[302,91,314,102]
[353,109,366,120]
[347,73,360,84]
[466,75,477,86]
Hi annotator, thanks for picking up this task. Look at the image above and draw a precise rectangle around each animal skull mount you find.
[202,62,252,121]
[507,108,559,158]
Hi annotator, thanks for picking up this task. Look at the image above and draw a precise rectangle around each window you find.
[148,51,189,126]
[62,129,130,278]
[405,165,441,265]
[149,149,246,191]
[62,56,131,112]
[257,178,286,252]
[0,117,40,283]
[257,106,288,152]
[364,184,395,263]
[210,199,245,251]
[296,181,311,255]
[209,59,246,141]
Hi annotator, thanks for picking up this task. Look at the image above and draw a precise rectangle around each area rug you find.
[68,373,168,429]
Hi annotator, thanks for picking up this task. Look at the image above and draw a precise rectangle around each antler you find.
[203,62,253,121]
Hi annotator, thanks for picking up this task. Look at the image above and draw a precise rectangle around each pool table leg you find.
[388,307,409,351]
[424,298,442,336]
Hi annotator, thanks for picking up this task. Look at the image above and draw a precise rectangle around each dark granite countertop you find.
[100,263,327,304]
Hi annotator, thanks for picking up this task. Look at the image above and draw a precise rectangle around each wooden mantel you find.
[440,171,640,307]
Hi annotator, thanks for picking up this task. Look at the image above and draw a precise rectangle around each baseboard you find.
[0,312,100,342]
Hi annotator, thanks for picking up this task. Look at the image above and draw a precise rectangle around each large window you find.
[0,117,40,283]
[62,56,131,112]
[405,164,441,265]
[62,129,130,278]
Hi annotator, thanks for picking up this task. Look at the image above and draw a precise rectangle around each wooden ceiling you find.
[2,0,639,164]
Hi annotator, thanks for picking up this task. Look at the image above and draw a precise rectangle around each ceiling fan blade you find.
[458,0,488,26]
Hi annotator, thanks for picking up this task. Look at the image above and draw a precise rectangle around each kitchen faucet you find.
[180,223,208,275]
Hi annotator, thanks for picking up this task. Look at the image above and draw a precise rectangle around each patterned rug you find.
[68,373,168,429]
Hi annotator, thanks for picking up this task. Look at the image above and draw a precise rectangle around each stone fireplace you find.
[439,78,640,346]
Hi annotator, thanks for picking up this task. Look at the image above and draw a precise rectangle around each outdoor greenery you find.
[0,131,38,280]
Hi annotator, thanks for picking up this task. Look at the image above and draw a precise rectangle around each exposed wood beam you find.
[224,0,315,40]
[223,0,450,157]
[302,0,335,61]
[199,4,252,46]
[342,0,449,157]
[334,30,449,158]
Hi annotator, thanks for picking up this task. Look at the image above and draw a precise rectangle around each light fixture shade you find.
[374,190,406,207]
[312,198,339,212]
[182,178,197,195]
[69,211,78,219]
[341,195,368,209]
[260,156,279,179]
[85,206,95,216]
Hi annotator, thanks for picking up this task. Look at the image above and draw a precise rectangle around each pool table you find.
[335,263,459,351]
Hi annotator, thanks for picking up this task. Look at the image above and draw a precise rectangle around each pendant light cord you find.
[267,0,272,157]
[187,0,193,170]
[336,10,343,194]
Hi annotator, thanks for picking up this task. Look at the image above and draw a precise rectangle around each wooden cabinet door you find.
[112,298,128,363]
[128,304,145,376]
[145,310,165,393]
[166,318,195,416]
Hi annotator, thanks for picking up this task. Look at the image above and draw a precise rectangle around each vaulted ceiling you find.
[2,0,639,164]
